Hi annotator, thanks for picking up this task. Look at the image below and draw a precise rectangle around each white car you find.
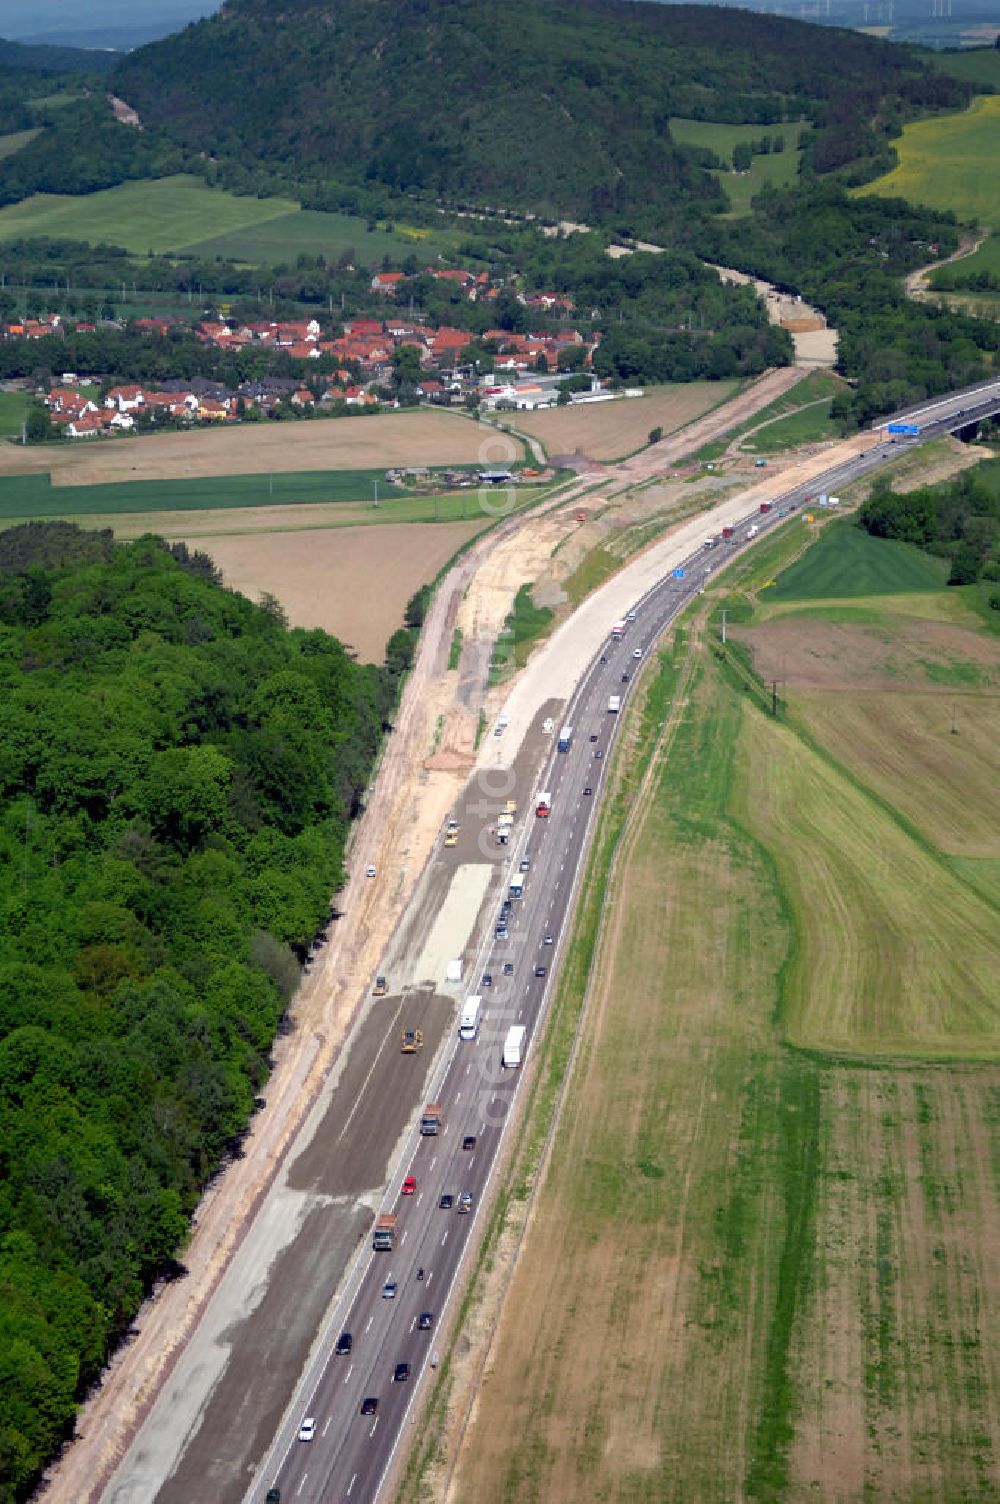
[626,611,637,622]
[298,1417,316,1443]
[633,648,642,659]
[365,865,377,878]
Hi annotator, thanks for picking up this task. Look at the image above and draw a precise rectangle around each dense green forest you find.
[107,0,968,231]
[701,183,1000,427]
[0,523,404,1501]
[858,459,1000,585]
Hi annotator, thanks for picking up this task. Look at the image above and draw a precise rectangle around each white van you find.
[502,1024,527,1069]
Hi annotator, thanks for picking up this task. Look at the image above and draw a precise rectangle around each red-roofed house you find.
[371,272,407,296]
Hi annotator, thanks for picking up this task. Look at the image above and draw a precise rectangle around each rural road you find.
[46,369,1000,1504]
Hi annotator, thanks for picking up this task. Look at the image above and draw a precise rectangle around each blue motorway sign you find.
[672,567,686,579]
[887,421,921,435]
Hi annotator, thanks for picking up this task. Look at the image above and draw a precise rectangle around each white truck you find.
[502,1024,527,1069]
[557,725,573,752]
[446,958,463,985]
[745,524,759,541]
[508,877,524,899]
[459,995,482,1040]
[608,695,621,714]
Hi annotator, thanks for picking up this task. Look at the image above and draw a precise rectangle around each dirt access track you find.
[37,365,845,1504]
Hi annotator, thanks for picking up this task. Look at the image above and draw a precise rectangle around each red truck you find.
[722,526,735,540]
[759,501,772,514]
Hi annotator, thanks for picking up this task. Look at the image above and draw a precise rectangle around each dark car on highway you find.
[463,1134,477,1151]
[361,1397,378,1416]
[394,1362,411,1383]
[439,1192,454,1209]
[335,1332,352,1355]
[535,964,547,978]
[418,1311,434,1330]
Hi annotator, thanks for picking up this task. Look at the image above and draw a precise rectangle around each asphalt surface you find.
[249,407,986,1504]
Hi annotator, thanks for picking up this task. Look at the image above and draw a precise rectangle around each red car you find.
[401,1175,416,1196]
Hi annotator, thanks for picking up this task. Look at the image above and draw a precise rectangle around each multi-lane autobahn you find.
[251,399,984,1504]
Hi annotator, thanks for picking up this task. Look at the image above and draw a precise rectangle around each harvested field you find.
[737,613,1000,693]
[0,410,494,487]
[736,704,1000,1058]
[514,382,736,462]
[448,610,998,1504]
[191,518,489,662]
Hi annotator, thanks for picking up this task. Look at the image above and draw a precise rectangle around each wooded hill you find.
[110,0,969,231]
[0,523,403,1500]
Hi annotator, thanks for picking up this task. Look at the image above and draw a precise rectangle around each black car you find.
[439,1192,454,1209]
[361,1397,378,1416]
[266,1491,281,1503]
[600,654,607,663]
[535,964,547,978]
[394,1362,411,1383]
[463,1134,477,1151]
[590,733,599,742]
[482,972,493,987]
[621,673,629,683]
[594,749,603,759]
[418,1312,434,1330]
[503,962,514,976]
[583,786,592,796]
[335,1331,353,1356]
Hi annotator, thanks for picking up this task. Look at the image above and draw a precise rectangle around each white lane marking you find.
[297,1478,307,1497]
[465,1062,471,1074]
[344,1363,353,1384]
[426,1270,433,1286]
[456,1091,461,1101]
[370,1418,379,1438]
[365,1316,373,1333]
[518,1009,523,1020]
[348,1475,357,1496]
[401,1228,408,1245]
[410,1317,416,1333]
[430,1154,437,1170]
[480,1121,486,1133]
[322,1416,332,1436]
[441,1230,449,1245]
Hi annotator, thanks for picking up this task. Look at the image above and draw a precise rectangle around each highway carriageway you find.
[250,427,914,1504]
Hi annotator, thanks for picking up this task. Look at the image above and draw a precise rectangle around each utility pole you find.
[721,608,727,645]
[771,681,778,717]
[373,479,379,508]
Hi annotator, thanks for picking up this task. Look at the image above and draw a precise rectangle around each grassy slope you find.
[924,45,1000,89]
[669,117,809,217]
[438,517,1000,1504]
[0,175,298,255]
[857,95,1000,230]
[742,398,837,453]
[767,520,949,599]
[182,208,458,265]
[0,127,41,161]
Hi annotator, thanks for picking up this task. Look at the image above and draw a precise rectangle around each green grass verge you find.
[767,520,949,600]
[563,545,620,608]
[0,174,299,255]
[743,398,837,453]
[490,583,554,682]
[857,95,1000,231]
[448,627,463,670]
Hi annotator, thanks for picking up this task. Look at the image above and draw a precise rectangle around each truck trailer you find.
[535,791,551,818]
[557,725,573,752]
[420,1102,443,1135]
[608,695,621,714]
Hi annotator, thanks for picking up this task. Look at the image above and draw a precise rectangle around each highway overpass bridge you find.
[872,376,1000,444]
